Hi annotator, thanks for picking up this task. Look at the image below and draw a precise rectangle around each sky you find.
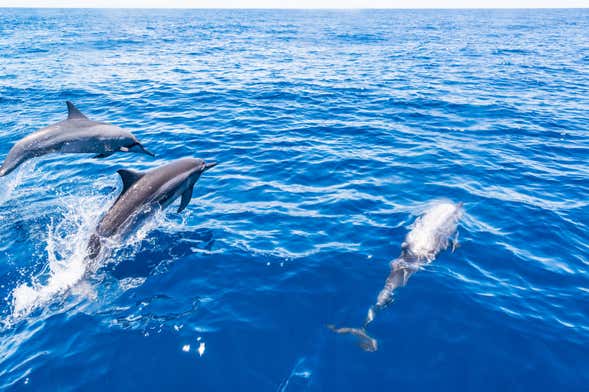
[0,0,588,8]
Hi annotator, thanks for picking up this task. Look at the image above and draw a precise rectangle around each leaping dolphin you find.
[0,101,154,177]
[329,201,464,352]
[87,157,217,260]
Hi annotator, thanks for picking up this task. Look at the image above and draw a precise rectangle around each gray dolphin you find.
[87,157,217,260]
[0,101,154,177]
[330,201,464,352]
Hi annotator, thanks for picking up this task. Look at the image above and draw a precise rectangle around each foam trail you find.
[330,200,464,351]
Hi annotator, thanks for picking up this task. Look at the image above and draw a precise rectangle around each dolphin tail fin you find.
[327,324,379,352]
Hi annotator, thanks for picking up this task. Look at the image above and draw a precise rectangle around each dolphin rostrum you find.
[329,201,464,352]
[87,157,217,260]
[0,101,154,177]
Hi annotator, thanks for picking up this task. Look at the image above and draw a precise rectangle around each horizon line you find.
[1,6,588,8]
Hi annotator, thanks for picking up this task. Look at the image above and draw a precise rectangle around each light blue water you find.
[0,8,588,391]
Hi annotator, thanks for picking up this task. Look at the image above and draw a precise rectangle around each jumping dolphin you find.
[87,157,217,260]
[329,201,464,352]
[0,101,154,177]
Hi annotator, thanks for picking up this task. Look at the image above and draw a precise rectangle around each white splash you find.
[10,194,108,317]
[404,201,464,261]
[9,190,174,319]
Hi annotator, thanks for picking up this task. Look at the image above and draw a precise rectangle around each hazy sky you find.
[0,0,587,8]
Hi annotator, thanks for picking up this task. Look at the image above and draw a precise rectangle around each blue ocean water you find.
[0,8,588,391]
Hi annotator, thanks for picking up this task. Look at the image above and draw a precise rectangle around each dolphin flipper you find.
[177,185,194,213]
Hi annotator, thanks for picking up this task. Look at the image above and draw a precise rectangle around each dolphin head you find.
[157,157,218,213]
[180,157,218,181]
[165,158,218,199]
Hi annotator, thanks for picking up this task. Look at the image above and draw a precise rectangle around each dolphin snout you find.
[137,143,155,157]
[128,142,155,157]
[203,161,218,171]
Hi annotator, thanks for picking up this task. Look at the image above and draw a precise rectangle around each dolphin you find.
[0,101,154,177]
[330,201,464,352]
[87,157,217,260]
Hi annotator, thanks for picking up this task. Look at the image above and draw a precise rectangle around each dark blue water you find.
[0,8,588,391]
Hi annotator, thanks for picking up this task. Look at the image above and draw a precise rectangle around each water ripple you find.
[0,8,587,392]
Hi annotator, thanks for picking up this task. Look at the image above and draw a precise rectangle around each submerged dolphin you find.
[87,157,217,260]
[0,101,154,177]
[329,201,464,352]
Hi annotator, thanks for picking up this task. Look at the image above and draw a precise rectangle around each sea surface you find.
[0,8,587,391]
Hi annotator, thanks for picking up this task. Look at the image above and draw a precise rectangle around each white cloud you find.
[0,0,587,8]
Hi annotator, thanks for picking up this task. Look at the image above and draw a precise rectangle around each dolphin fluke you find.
[327,324,379,352]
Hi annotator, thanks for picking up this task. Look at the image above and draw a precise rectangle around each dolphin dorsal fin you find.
[66,101,89,120]
[117,169,144,194]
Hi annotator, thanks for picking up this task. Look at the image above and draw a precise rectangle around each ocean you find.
[0,8,587,391]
